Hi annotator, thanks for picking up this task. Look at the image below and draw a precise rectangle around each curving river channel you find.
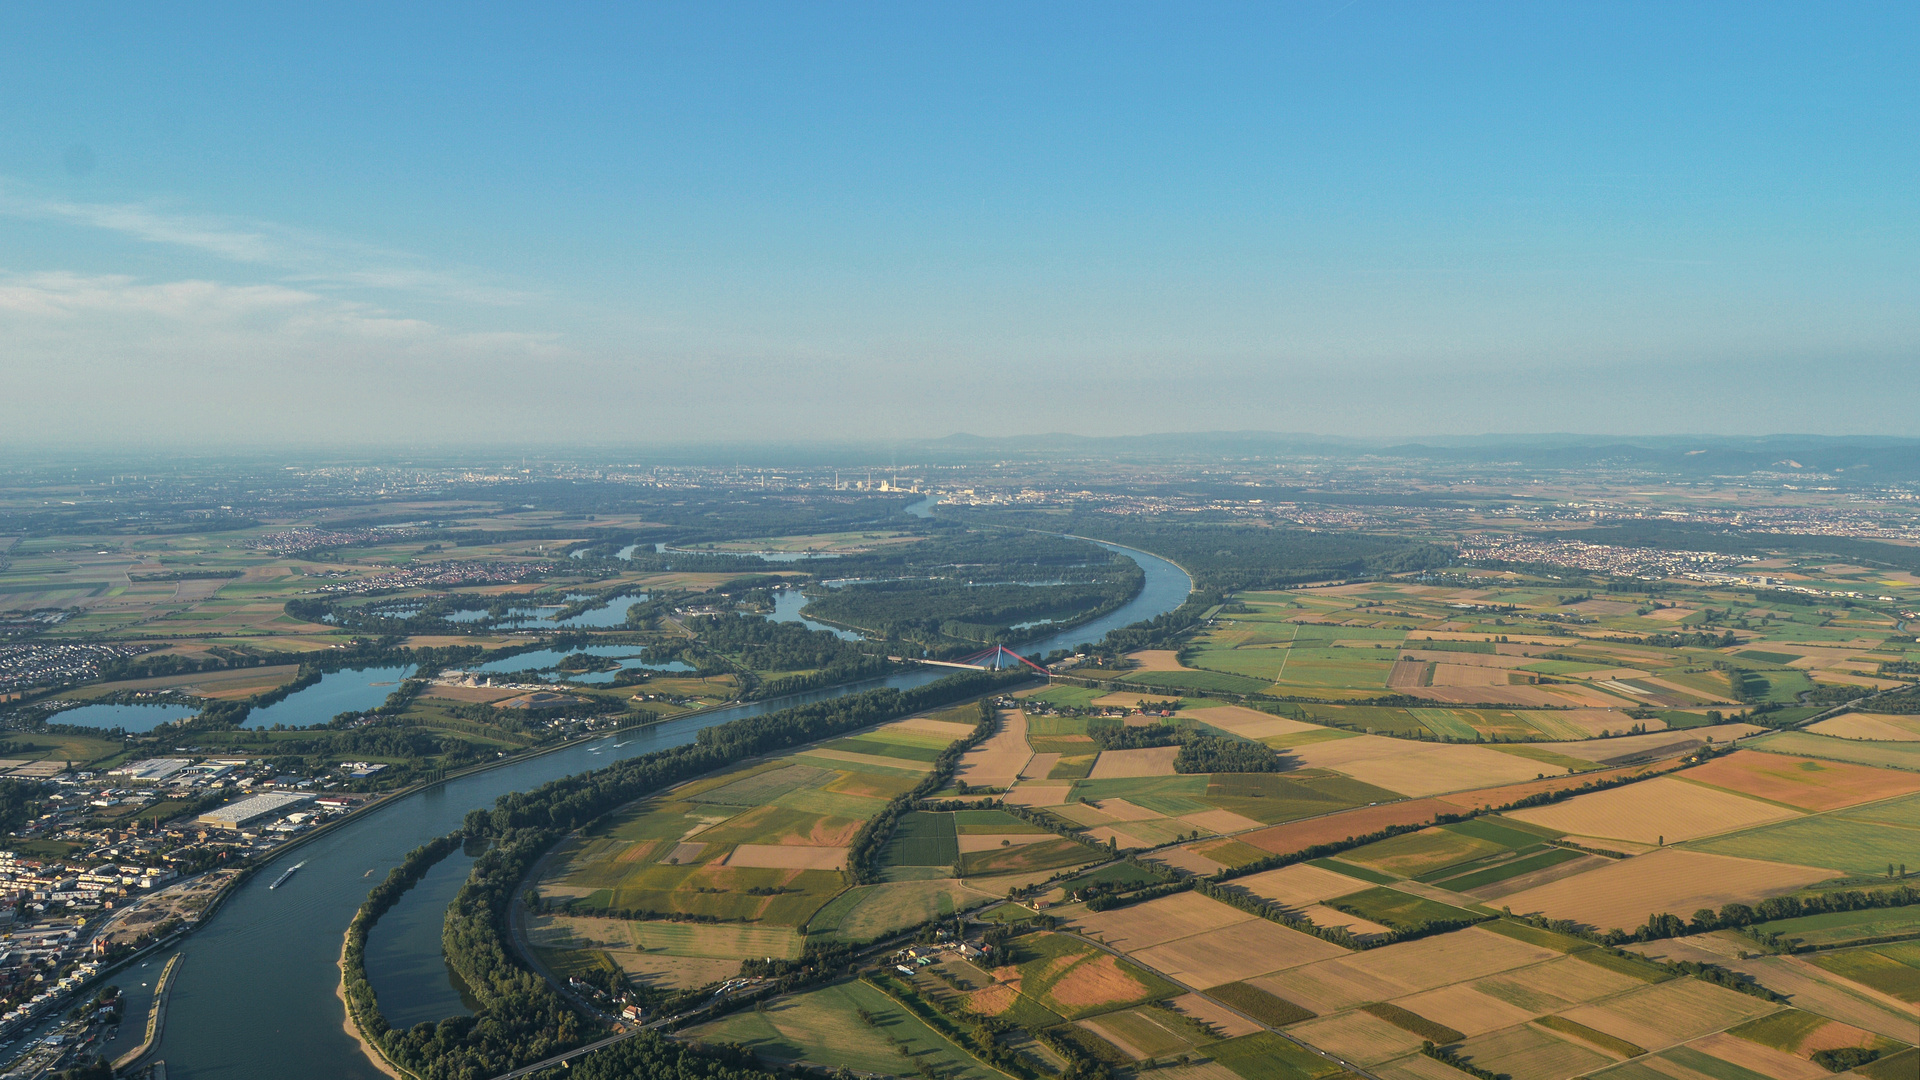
[133,541,1190,1079]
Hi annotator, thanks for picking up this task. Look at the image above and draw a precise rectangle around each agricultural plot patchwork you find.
[648,575,1920,1080]
[531,702,1089,987]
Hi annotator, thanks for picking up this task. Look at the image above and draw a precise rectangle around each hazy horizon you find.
[6,3,1919,445]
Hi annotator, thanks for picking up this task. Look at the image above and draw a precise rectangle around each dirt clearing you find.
[723,844,848,870]
[1132,918,1349,987]
[1809,713,1920,741]
[1680,749,1920,811]
[1241,799,1456,855]
[1087,746,1180,778]
[1070,891,1251,951]
[1287,735,1564,796]
[1505,776,1799,845]
[956,710,1033,788]
[1497,848,1840,933]
[1232,863,1381,908]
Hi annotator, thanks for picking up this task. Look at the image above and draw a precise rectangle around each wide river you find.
[136,540,1190,1078]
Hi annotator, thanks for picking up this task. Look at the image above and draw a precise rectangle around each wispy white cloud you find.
[0,180,529,306]
[0,270,557,354]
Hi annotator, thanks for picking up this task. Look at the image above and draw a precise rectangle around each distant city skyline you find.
[4,2,1918,445]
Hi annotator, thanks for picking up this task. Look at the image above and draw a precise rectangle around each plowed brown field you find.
[1240,799,1456,855]
[1679,749,1920,811]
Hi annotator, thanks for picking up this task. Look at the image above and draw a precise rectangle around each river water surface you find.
[142,540,1189,1078]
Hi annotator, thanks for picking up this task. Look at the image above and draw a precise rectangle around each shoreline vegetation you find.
[341,831,464,1080]
[346,670,1021,1080]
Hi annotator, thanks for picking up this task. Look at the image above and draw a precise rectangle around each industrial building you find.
[195,792,314,831]
[108,759,192,784]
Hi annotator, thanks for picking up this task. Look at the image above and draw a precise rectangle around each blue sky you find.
[3,3,1917,445]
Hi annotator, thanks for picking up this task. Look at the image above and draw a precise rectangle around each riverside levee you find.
[140,544,1191,1079]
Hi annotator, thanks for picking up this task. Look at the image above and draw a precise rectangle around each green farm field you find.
[1688,814,1920,877]
[685,978,1001,1080]
[1326,886,1483,932]
[1752,905,1920,947]
[1807,942,1920,1003]
[807,878,998,941]
[1749,731,1920,771]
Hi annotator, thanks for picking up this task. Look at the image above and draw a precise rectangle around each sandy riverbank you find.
[337,931,408,1080]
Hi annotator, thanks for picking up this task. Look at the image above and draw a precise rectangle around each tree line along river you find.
[129,540,1189,1080]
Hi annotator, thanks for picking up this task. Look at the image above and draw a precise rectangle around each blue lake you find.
[49,702,200,732]
[244,666,415,729]
[770,589,862,641]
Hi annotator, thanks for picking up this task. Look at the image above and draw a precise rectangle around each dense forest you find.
[941,510,1453,590]
[801,577,1138,649]
[675,613,890,689]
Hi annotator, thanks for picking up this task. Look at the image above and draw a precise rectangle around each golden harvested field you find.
[1497,848,1840,933]
[1190,704,1321,740]
[1680,750,1920,811]
[1240,798,1457,855]
[1548,708,1657,737]
[1165,992,1262,1038]
[1020,753,1060,779]
[1287,736,1563,796]
[799,748,932,772]
[1435,763,1665,812]
[1452,1024,1613,1079]
[1371,1055,1476,1080]
[1336,926,1560,996]
[883,716,977,741]
[1069,891,1251,951]
[1299,904,1392,939]
[722,844,848,869]
[1504,776,1799,845]
[525,914,801,989]
[1393,983,1536,1038]
[1082,825,1158,849]
[1561,976,1779,1050]
[1232,863,1392,908]
[1087,746,1180,778]
[1263,927,1557,1014]
[1131,918,1348,987]
[610,952,742,988]
[1248,962,1401,1016]
[1808,713,1920,741]
[1054,802,1120,826]
[1690,1031,1830,1080]
[1469,955,1644,1014]
[1429,663,1511,687]
[1289,1011,1425,1066]
[955,710,1032,788]
[1126,650,1189,671]
[1525,724,1764,764]
[1004,783,1072,807]
[1177,807,1268,835]
[1095,798,1164,822]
